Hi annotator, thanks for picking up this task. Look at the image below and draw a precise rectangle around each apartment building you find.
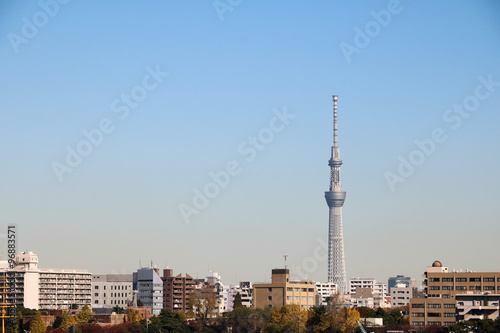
[409,260,500,327]
[0,252,91,310]
[253,269,316,309]
[91,274,133,309]
[349,277,387,307]
[133,267,163,315]
[390,283,412,307]
[315,282,338,306]
[162,268,195,313]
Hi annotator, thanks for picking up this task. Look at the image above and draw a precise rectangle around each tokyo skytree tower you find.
[324,95,347,294]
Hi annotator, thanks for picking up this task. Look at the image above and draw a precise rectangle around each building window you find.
[268,288,272,293]
[294,288,299,292]
[95,286,99,289]
[442,278,453,282]
[456,278,467,282]
[412,304,424,308]
[442,286,453,290]
[104,293,106,297]
[429,286,440,290]
[412,313,424,317]
[104,286,106,290]
[428,312,441,317]
[95,293,99,297]
[469,277,481,282]
[429,278,440,282]
[444,313,456,317]
[470,286,481,291]
[301,288,307,292]
[94,300,98,304]
[444,304,456,309]
[287,296,292,300]
[412,321,424,326]
[268,296,272,301]
[428,304,441,308]
[484,286,495,290]
[287,287,292,291]
[104,300,106,304]
[308,288,314,292]
[483,278,494,282]
[456,286,467,290]
[428,322,441,326]
[294,296,299,301]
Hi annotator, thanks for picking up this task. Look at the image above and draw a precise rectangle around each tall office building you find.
[325,95,347,294]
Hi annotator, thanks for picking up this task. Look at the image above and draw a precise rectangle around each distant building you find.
[162,268,195,313]
[133,267,163,315]
[91,274,133,309]
[349,277,387,308]
[0,251,91,310]
[390,283,412,307]
[225,281,253,311]
[388,275,416,293]
[315,282,338,306]
[253,269,316,309]
[409,260,500,327]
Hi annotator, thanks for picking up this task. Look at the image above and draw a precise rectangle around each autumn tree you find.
[187,284,217,325]
[126,309,139,324]
[268,304,308,333]
[59,312,78,332]
[77,304,93,323]
[29,311,47,333]
[341,307,360,333]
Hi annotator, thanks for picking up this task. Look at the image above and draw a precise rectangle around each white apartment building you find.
[0,252,91,310]
[91,274,133,309]
[390,283,412,307]
[315,282,338,306]
[224,281,253,311]
[349,277,387,308]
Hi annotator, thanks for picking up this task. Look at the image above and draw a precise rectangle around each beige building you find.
[253,269,315,309]
[410,261,500,327]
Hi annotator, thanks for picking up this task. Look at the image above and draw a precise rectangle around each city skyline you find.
[1,1,499,287]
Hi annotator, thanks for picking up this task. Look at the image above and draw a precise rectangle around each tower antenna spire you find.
[333,95,338,147]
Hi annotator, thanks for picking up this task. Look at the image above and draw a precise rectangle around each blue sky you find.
[1,1,499,286]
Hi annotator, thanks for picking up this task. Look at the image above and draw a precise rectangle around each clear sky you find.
[1,1,499,287]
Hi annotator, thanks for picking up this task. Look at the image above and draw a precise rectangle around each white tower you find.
[325,95,347,294]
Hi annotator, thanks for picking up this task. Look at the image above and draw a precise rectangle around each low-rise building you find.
[91,274,133,309]
[253,269,315,310]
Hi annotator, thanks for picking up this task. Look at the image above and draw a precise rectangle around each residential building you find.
[0,252,91,310]
[349,277,387,307]
[253,269,316,309]
[133,267,163,315]
[91,274,133,309]
[162,268,195,313]
[315,282,338,306]
[390,283,412,307]
[409,260,500,327]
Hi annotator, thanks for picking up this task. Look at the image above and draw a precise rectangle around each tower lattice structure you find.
[324,95,347,294]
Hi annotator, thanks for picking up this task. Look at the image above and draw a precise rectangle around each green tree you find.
[147,309,190,333]
[29,311,47,333]
[233,292,243,310]
[77,304,93,323]
[112,305,124,314]
[136,299,144,307]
